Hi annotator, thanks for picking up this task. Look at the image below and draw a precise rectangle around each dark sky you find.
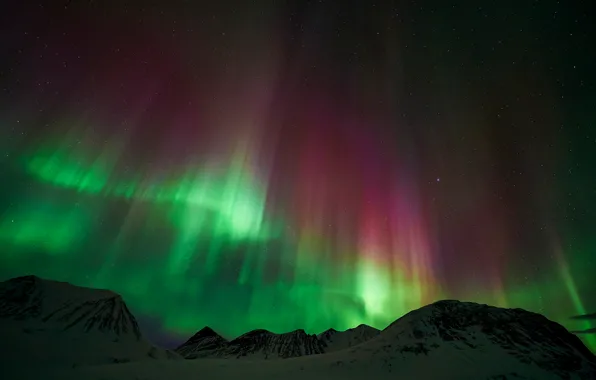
[0,1,594,350]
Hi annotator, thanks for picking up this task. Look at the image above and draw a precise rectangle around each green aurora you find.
[0,0,594,353]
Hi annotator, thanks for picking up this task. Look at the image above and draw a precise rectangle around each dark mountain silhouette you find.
[2,276,595,379]
[0,275,180,371]
[317,324,380,352]
[176,326,227,358]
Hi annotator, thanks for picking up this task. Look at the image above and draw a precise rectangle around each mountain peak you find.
[0,275,138,338]
[354,323,376,331]
[320,327,337,335]
[10,274,41,282]
[381,300,596,377]
[431,299,461,305]
[177,327,325,359]
[195,326,218,337]
[238,328,273,338]
[318,323,380,352]
[1,274,41,291]
[286,328,307,335]
[176,326,228,358]
[1,274,120,299]
[0,275,180,368]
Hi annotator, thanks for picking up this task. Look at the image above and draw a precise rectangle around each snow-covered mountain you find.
[77,299,596,380]
[220,328,326,359]
[177,327,326,359]
[176,323,380,359]
[345,299,596,379]
[0,275,141,337]
[175,326,227,358]
[318,324,380,352]
[0,275,180,373]
[3,277,595,379]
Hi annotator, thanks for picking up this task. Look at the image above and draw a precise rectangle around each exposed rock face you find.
[10,275,591,379]
[177,299,596,378]
[220,328,326,359]
[177,327,326,359]
[0,275,180,369]
[318,324,380,352]
[177,324,381,359]
[352,300,596,379]
[176,327,227,358]
[0,275,141,338]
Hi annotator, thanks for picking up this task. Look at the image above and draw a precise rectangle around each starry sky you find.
[0,1,595,350]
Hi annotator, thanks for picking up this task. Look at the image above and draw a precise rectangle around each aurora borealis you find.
[0,1,595,351]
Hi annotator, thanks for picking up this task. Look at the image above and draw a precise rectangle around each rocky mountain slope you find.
[318,324,380,352]
[176,326,227,358]
[176,322,380,360]
[0,275,141,337]
[2,276,595,379]
[0,275,179,372]
[346,300,596,379]
[171,300,596,379]
[177,327,326,359]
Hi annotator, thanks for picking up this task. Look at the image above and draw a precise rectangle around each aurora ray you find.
[0,0,594,353]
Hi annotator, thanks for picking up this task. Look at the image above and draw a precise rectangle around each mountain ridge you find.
[175,299,596,377]
[1,275,595,379]
[0,275,181,370]
[317,324,381,353]
[177,326,326,359]
[368,299,596,378]
[0,274,141,338]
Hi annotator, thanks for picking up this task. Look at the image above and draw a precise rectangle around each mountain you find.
[220,328,326,358]
[153,300,595,379]
[0,275,141,337]
[178,327,326,359]
[0,275,180,373]
[175,326,227,358]
[176,323,380,359]
[343,300,596,379]
[318,324,380,352]
[3,280,595,379]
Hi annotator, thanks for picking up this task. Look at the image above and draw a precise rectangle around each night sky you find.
[0,1,595,350]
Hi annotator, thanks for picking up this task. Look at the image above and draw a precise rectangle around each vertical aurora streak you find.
[0,1,594,352]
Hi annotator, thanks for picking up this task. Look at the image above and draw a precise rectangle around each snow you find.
[318,324,380,352]
[179,328,325,359]
[0,275,180,376]
[1,277,595,380]
[46,344,562,380]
